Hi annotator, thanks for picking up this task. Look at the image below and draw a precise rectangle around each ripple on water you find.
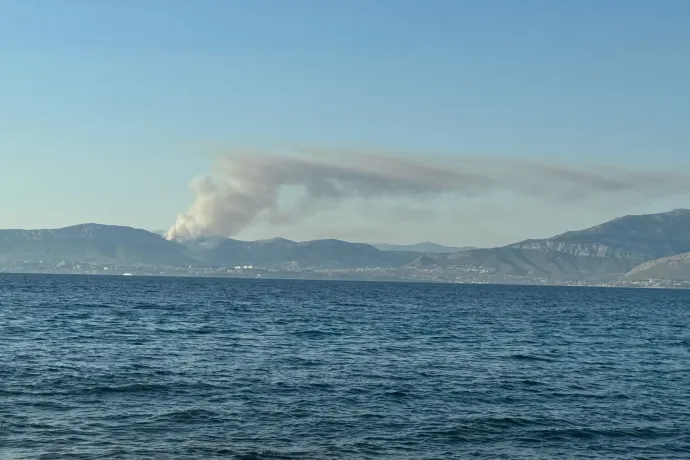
[1,275,689,459]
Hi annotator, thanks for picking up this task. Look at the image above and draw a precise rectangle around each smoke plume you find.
[165,149,689,240]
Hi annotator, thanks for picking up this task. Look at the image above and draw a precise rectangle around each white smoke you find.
[165,149,690,240]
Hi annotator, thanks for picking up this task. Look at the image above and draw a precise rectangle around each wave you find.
[85,383,171,395]
[292,329,341,338]
[508,354,558,362]
[533,426,679,441]
[147,408,224,424]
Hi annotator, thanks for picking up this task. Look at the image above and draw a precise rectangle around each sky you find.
[1,0,689,246]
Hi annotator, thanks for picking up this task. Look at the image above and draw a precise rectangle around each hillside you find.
[2,209,690,282]
[624,252,690,281]
[411,209,690,282]
[509,209,690,262]
[373,242,474,253]
[407,247,635,282]
[185,237,417,269]
[0,224,196,267]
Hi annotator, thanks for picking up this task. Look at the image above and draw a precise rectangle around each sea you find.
[1,274,689,459]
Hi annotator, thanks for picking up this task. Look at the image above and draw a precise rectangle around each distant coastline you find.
[3,209,690,286]
[2,269,688,291]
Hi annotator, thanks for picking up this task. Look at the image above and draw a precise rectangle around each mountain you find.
[624,252,690,281]
[373,242,475,253]
[414,209,690,282]
[0,224,196,267]
[2,209,690,283]
[406,247,634,281]
[0,224,417,271]
[184,237,417,269]
[509,209,690,262]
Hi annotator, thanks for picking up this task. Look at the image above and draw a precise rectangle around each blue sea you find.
[1,274,689,459]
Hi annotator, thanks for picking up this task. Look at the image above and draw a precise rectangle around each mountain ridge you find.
[181,236,417,269]
[507,209,690,261]
[2,208,689,283]
[624,251,690,281]
[372,242,475,253]
[0,223,197,267]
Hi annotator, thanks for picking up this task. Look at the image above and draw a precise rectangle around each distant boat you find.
[122,272,134,276]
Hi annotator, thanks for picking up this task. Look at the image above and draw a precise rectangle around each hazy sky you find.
[1,0,689,246]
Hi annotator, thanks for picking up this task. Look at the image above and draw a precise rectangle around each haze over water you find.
[1,274,689,459]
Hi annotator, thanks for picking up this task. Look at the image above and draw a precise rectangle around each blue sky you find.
[1,0,689,245]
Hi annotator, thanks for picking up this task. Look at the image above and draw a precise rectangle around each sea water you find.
[1,274,689,459]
